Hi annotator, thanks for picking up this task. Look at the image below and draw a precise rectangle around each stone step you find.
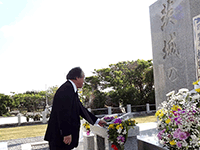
[21,141,48,150]
[0,142,8,150]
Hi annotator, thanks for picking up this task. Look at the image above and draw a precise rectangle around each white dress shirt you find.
[68,79,100,125]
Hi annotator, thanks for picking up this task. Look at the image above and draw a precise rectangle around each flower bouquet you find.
[83,121,90,135]
[155,80,200,149]
[104,116,116,122]
[107,116,137,150]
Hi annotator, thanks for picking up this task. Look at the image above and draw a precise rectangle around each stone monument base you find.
[137,136,167,150]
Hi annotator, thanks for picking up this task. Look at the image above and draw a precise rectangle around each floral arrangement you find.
[155,80,200,149]
[83,121,90,135]
[107,117,137,150]
[103,116,116,122]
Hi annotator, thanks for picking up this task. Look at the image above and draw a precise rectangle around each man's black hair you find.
[66,67,84,80]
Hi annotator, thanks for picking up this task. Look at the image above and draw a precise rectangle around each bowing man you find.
[44,67,106,150]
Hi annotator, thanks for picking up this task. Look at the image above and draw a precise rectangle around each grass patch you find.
[0,124,47,141]
[134,115,157,123]
[0,115,157,141]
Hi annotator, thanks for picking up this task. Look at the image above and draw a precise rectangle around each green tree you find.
[82,76,100,107]
[11,93,25,111]
[0,94,14,116]
[46,86,58,106]
[83,59,155,108]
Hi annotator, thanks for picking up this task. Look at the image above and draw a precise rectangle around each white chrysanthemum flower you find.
[182,141,188,147]
[122,129,127,135]
[166,91,175,97]
[194,84,200,90]
[117,127,122,134]
[192,94,200,100]
[178,88,189,93]
[156,83,200,149]
[160,140,165,145]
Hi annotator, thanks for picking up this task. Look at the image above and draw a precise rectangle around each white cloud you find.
[0,2,3,4]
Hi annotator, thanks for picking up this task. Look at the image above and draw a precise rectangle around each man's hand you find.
[98,119,107,127]
[63,135,72,145]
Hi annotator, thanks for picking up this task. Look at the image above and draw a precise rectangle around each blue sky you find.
[0,0,156,95]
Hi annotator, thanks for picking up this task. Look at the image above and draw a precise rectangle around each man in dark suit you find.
[44,67,106,150]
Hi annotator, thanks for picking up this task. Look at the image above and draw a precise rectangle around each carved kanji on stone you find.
[161,0,176,31]
[163,32,179,59]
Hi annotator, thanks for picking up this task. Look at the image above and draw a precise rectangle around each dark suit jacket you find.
[44,81,98,149]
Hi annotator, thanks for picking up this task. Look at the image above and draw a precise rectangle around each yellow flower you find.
[114,116,118,119]
[165,118,171,124]
[160,111,164,117]
[155,110,161,117]
[155,109,164,118]
[171,105,182,111]
[119,124,123,129]
[116,125,120,130]
[195,88,200,93]
[170,140,176,145]
[108,124,114,129]
[193,80,199,85]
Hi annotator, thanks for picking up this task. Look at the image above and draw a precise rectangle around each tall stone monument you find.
[149,0,200,109]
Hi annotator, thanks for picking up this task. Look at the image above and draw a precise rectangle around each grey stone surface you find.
[138,139,167,150]
[96,135,105,150]
[83,133,95,150]
[125,136,138,150]
[128,126,140,137]
[150,0,200,109]
[91,125,139,150]
[1,136,49,150]
[90,125,110,150]
[137,122,167,150]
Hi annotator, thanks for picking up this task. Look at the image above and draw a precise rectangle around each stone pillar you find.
[42,111,47,123]
[108,107,112,115]
[83,132,95,150]
[146,103,150,114]
[124,126,140,150]
[150,0,200,109]
[91,123,140,150]
[17,113,21,125]
[90,125,110,150]
[127,104,132,113]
